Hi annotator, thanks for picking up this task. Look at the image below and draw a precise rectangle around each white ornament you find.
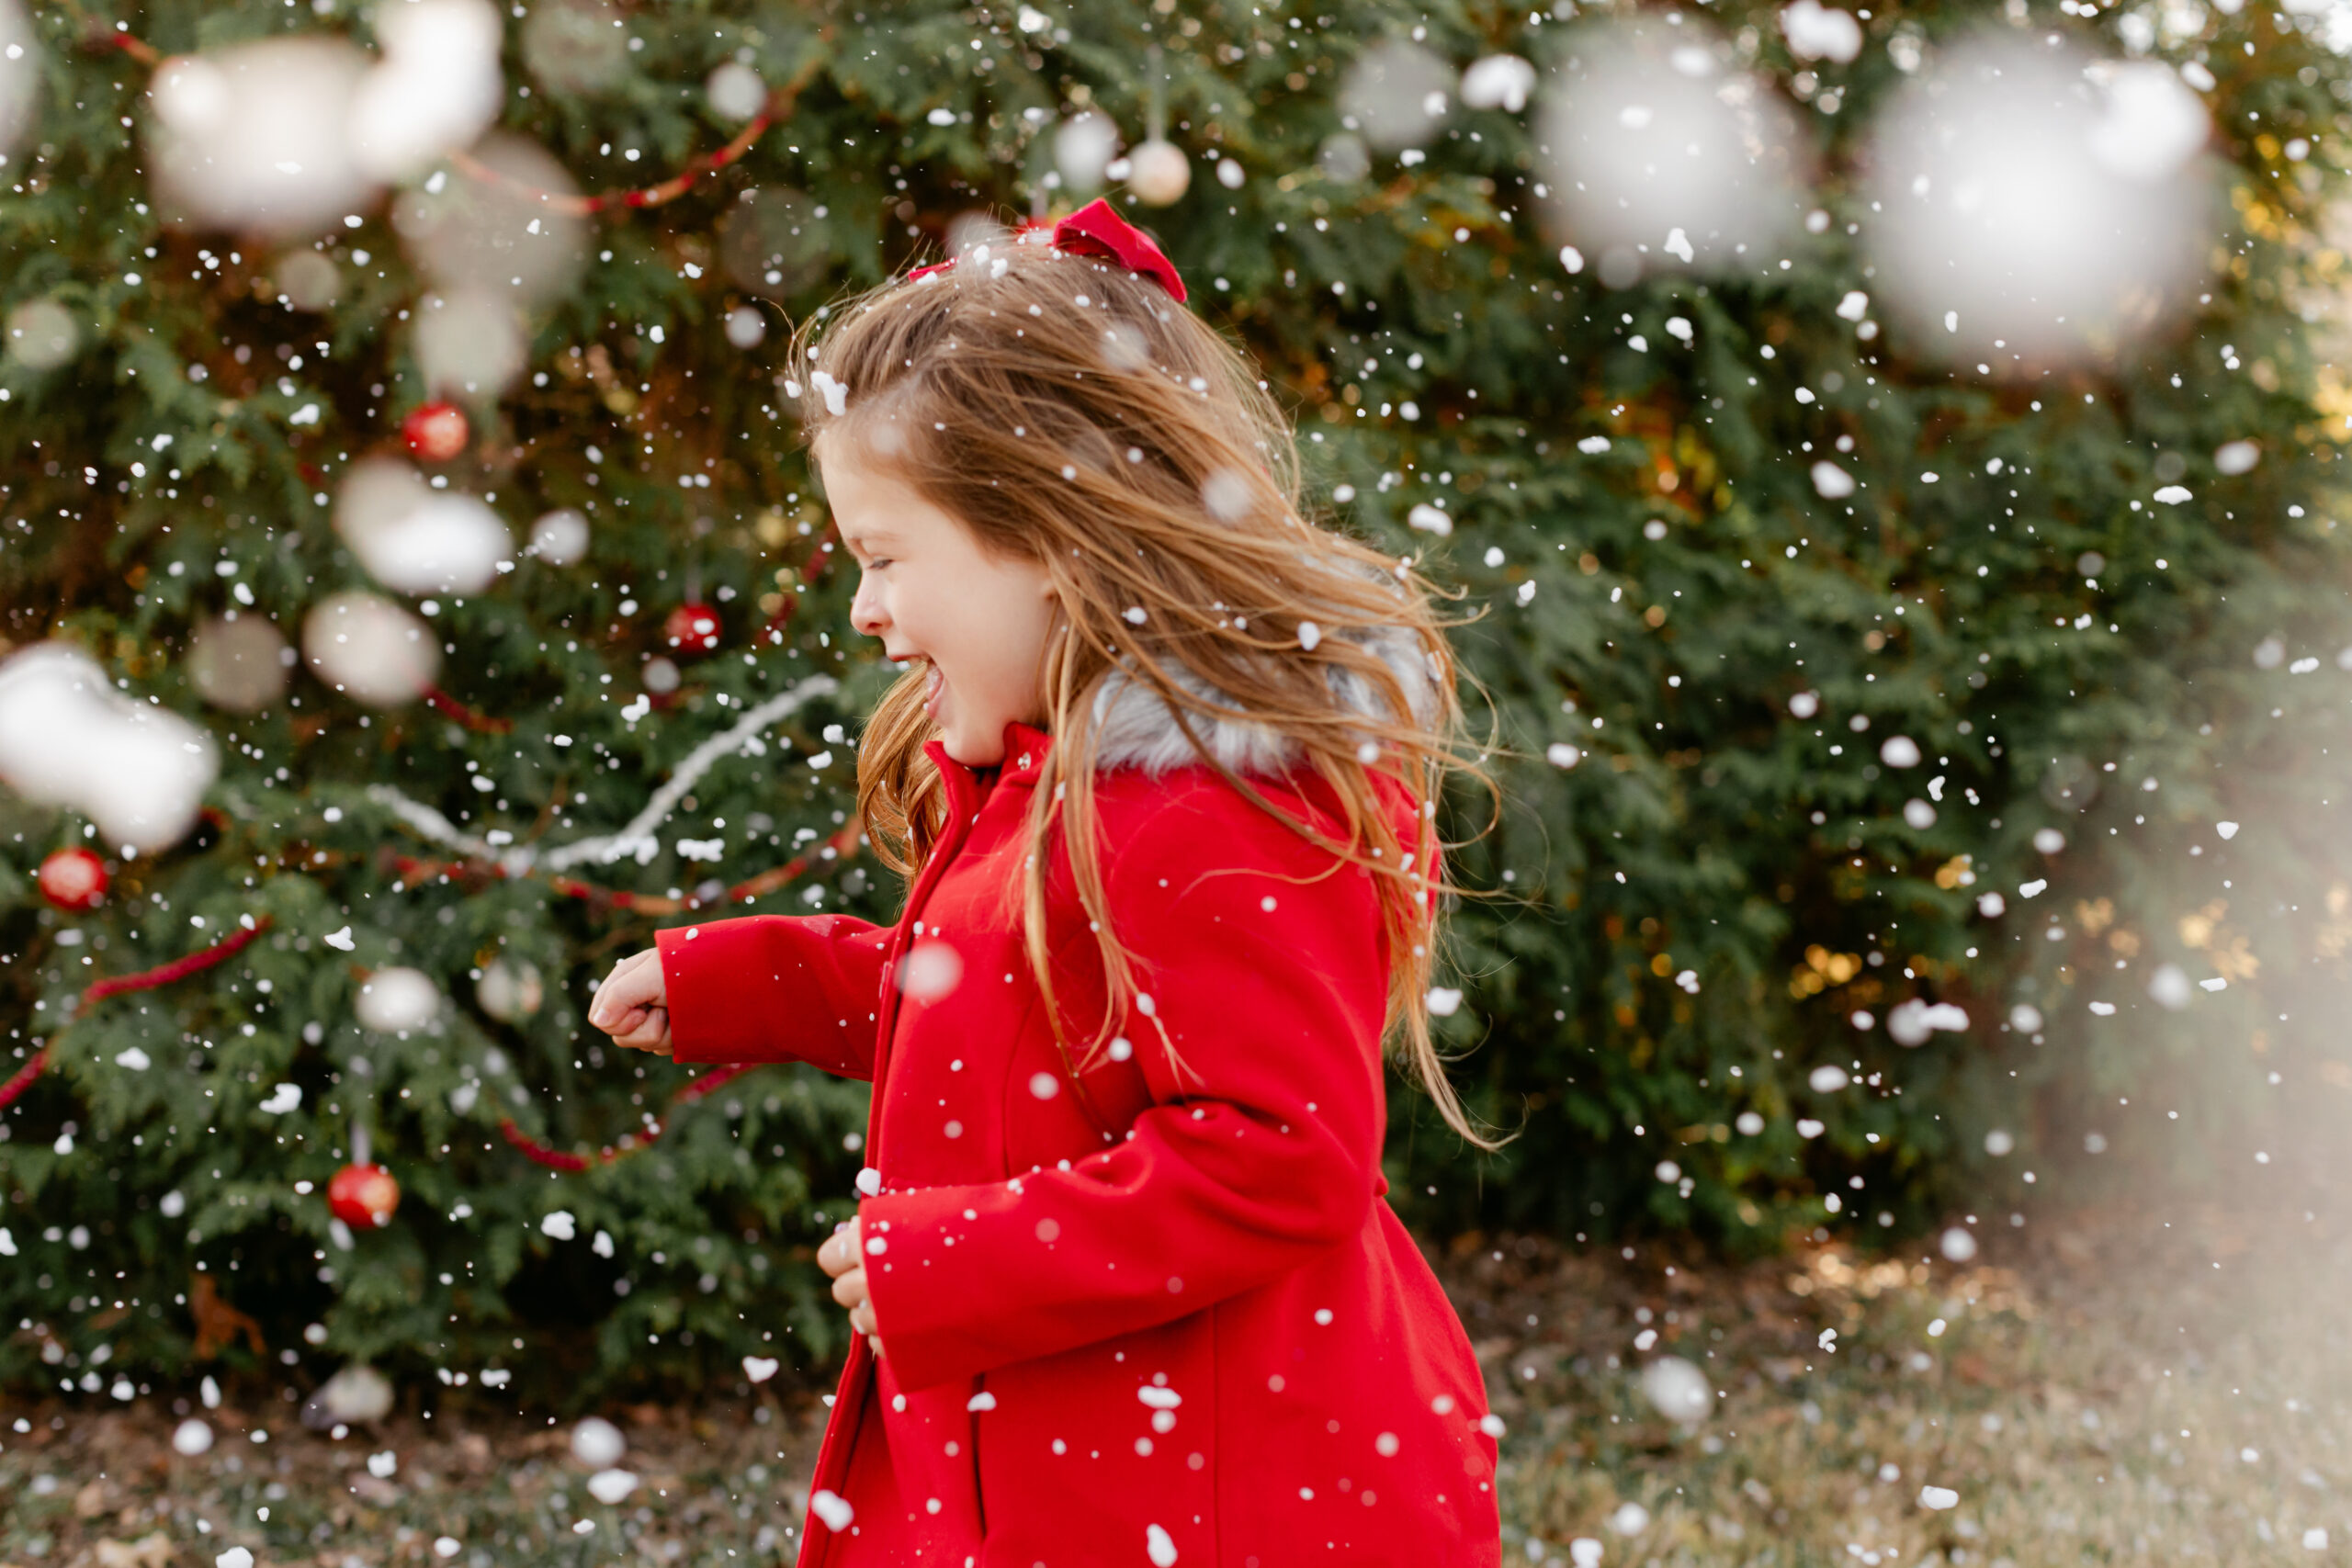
[414,288,526,398]
[334,457,513,596]
[0,641,219,853]
[302,591,442,706]
[1055,111,1120,191]
[527,508,592,566]
[5,299,77,371]
[148,38,375,237]
[349,0,503,183]
[725,303,768,349]
[187,615,291,714]
[706,62,767,121]
[477,959,545,1022]
[1126,139,1191,206]
[393,134,586,309]
[356,965,442,1033]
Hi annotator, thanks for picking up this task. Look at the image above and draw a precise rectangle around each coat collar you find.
[917,621,1438,801]
[923,721,1052,821]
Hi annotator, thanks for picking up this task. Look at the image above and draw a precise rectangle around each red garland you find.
[0,919,274,1111]
[80,919,271,1006]
[447,113,777,218]
[424,687,515,734]
[500,1061,756,1171]
[0,1048,49,1112]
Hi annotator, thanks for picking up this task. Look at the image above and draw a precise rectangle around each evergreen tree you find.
[0,0,2344,1404]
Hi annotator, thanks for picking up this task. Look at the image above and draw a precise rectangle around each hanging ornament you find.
[327,1162,401,1228]
[527,507,592,566]
[37,847,108,911]
[401,401,470,463]
[356,964,443,1033]
[664,602,722,657]
[301,591,442,707]
[334,457,512,596]
[723,303,767,349]
[187,614,292,714]
[1125,47,1189,208]
[476,957,544,1022]
[706,61,767,122]
[1127,140,1190,206]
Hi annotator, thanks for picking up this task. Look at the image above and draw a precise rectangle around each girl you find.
[588,199,1505,1568]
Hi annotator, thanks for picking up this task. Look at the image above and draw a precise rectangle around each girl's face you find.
[821,437,1060,767]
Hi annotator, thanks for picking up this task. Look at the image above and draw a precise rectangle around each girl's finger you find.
[816,1221,856,1277]
[616,1008,670,1053]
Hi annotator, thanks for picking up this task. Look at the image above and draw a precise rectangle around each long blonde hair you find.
[788,220,1501,1150]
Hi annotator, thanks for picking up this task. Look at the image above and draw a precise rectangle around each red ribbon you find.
[906,197,1187,303]
[0,919,273,1113]
[0,1048,48,1113]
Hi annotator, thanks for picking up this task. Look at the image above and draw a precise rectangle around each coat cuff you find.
[653,914,886,1075]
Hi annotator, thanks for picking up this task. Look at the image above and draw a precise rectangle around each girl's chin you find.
[937,725,1009,767]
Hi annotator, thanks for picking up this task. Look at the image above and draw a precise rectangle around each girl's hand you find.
[816,1214,885,1356]
[588,949,673,1056]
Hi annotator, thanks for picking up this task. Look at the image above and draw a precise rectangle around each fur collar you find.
[1090,624,1441,775]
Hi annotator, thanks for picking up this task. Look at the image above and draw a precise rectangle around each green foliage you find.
[2,0,2347,1405]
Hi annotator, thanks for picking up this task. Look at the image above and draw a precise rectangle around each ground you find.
[3,1197,2344,1568]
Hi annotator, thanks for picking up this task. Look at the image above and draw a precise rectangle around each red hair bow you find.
[905,197,1188,304]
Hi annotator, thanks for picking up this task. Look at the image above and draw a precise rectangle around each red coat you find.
[656,721,1500,1568]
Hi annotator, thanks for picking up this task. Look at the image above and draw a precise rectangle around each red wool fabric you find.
[656,722,1500,1568]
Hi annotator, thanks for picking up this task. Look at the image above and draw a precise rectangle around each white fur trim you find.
[1091,624,1439,776]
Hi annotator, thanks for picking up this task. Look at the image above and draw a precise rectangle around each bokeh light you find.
[0,642,220,854]
[1860,34,2219,368]
[148,38,375,238]
[1534,19,1811,287]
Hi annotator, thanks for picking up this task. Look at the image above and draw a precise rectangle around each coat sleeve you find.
[857,779,1392,1392]
[653,914,892,1079]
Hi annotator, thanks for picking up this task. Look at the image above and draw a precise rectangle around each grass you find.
[4,1199,2346,1568]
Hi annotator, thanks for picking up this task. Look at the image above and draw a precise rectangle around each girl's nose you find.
[849,575,887,637]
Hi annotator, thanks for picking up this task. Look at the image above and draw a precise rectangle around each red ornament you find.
[401,402,469,464]
[328,1162,401,1229]
[664,602,723,657]
[38,848,108,912]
